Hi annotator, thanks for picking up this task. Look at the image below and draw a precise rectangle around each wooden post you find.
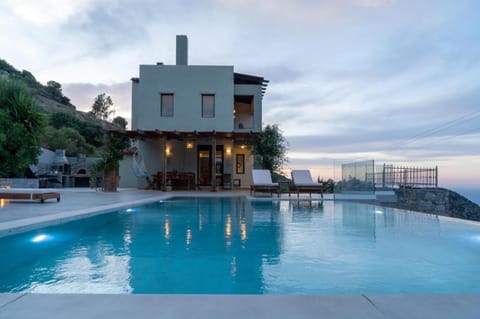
[211,134,217,192]
[162,136,167,191]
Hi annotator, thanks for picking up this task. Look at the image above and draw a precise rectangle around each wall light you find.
[186,142,194,149]
[226,147,232,155]
[240,145,246,149]
[166,146,172,156]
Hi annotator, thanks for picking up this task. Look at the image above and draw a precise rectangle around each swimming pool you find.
[1,197,479,294]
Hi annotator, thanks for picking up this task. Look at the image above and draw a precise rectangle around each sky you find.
[1,0,479,188]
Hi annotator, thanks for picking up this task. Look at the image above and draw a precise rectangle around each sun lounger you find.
[250,169,280,197]
[290,170,323,198]
[0,188,61,203]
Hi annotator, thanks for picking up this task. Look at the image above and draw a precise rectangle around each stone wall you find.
[444,189,480,221]
[0,178,39,188]
[382,188,480,222]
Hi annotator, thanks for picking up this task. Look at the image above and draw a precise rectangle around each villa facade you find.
[119,35,268,190]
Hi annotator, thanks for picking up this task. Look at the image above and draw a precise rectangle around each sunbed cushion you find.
[252,169,278,186]
[291,170,317,185]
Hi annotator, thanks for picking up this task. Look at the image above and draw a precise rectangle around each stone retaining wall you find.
[382,188,480,222]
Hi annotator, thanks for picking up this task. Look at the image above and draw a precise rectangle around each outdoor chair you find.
[0,188,60,203]
[250,169,280,197]
[290,170,324,198]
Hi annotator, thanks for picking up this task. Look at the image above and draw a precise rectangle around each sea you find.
[450,187,480,206]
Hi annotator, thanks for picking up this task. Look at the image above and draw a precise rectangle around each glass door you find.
[215,146,224,186]
[197,146,211,186]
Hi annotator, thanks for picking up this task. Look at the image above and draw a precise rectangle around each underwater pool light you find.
[32,234,50,243]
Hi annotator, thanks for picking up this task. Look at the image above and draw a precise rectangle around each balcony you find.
[234,95,254,131]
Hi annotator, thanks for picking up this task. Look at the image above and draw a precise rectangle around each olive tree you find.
[252,124,288,174]
[89,93,114,120]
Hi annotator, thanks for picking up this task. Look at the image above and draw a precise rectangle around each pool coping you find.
[1,293,479,319]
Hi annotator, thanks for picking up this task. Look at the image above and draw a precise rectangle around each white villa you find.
[119,35,268,190]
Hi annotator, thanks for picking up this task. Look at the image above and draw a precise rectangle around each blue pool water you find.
[1,197,480,294]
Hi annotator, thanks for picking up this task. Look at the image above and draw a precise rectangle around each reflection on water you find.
[289,200,323,223]
[124,198,283,293]
[0,198,479,294]
[338,203,377,241]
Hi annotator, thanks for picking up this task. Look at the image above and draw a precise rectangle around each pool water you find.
[1,197,479,294]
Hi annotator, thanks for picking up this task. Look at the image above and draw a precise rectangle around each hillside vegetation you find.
[0,58,123,157]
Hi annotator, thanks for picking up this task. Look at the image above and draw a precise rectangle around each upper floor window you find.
[202,94,215,118]
[161,93,174,117]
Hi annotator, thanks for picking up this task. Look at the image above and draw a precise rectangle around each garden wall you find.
[0,178,39,188]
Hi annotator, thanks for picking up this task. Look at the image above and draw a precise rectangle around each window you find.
[161,94,174,117]
[236,154,245,174]
[202,94,215,118]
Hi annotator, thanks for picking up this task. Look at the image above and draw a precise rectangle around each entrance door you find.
[197,145,224,186]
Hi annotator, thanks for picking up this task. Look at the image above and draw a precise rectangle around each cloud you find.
[356,0,392,8]
[214,0,395,28]
[63,81,132,126]
[2,0,109,25]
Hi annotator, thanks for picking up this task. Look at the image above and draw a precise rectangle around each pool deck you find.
[0,188,479,319]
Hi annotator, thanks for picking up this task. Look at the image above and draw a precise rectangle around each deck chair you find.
[250,169,280,197]
[0,188,60,203]
[290,170,323,198]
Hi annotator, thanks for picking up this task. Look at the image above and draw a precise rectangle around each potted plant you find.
[97,131,130,192]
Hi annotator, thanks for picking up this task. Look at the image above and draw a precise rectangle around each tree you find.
[49,112,103,147]
[41,126,96,156]
[49,112,81,130]
[46,80,70,104]
[252,124,288,174]
[112,116,128,129]
[89,93,114,120]
[45,80,62,97]
[0,79,46,177]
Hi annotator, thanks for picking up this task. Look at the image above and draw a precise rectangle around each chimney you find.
[176,35,188,65]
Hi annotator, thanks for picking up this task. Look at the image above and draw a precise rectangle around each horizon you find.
[1,0,479,189]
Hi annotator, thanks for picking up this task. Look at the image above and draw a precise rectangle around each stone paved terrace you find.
[0,188,479,318]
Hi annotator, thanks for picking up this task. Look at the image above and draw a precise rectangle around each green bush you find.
[0,79,46,177]
[41,126,96,156]
[49,112,103,147]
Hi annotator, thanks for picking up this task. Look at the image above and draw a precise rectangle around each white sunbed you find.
[0,188,61,203]
[290,170,324,198]
[250,169,280,197]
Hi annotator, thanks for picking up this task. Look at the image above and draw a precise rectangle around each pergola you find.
[111,130,258,191]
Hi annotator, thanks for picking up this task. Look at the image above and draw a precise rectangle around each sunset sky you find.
[1,0,479,188]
